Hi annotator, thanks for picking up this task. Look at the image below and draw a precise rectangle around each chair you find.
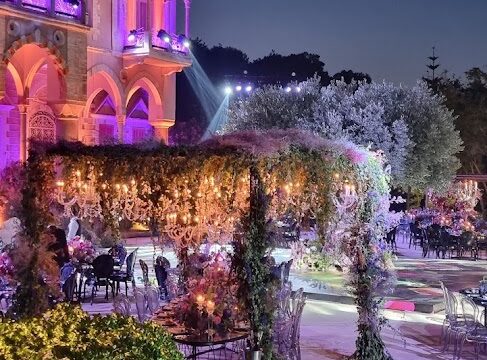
[139,259,150,287]
[154,261,168,299]
[111,248,138,296]
[91,254,115,304]
[113,294,131,316]
[60,262,76,302]
[146,285,160,315]
[283,259,293,283]
[457,295,487,359]
[134,287,147,322]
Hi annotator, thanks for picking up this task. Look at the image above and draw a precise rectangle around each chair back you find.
[461,295,480,332]
[134,287,147,322]
[62,272,77,302]
[154,264,168,287]
[126,249,138,277]
[92,254,114,279]
[146,285,160,314]
[139,259,150,286]
[113,294,131,316]
[285,259,293,278]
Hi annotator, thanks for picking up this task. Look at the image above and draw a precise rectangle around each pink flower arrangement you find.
[68,236,96,264]
[176,251,243,334]
[0,251,13,277]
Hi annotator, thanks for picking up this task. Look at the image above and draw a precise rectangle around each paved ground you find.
[82,237,487,359]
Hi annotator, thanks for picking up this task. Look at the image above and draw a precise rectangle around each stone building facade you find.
[0,0,192,170]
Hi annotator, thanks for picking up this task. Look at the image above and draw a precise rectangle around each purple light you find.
[245,85,252,92]
[236,85,242,92]
[285,86,292,93]
[295,87,301,93]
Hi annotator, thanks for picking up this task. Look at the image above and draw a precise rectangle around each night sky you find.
[179,0,487,85]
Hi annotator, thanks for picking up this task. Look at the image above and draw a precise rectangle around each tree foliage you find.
[222,80,463,192]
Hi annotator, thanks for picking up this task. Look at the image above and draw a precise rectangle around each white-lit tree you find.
[222,79,462,192]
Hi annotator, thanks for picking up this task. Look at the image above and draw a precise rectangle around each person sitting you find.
[48,225,70,268]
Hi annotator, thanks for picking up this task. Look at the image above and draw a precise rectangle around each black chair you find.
[386,228,397,252]
[140,259,150,287]
[91,254,115,304]
[154,257,168,299]
[111,248,138,296]
[62,272,77,302]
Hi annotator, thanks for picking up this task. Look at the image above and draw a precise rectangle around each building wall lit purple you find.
[0,0,192,170]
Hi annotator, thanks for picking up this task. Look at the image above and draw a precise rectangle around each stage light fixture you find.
[236,85,242,92]
[224,86,233,95]
[245,85,252,92]
[158,30,171,44]
[127,30,137,42]
[285,86,292,93]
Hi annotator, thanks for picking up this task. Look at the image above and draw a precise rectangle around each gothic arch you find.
[3,31,67,74]
[86,64,125,115]
[125,72,163,120]
[5,62,24,101]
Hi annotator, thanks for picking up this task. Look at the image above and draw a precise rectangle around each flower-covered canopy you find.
[17,129,394,359]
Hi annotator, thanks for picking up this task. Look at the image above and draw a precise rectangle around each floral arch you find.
[16,130,394,359]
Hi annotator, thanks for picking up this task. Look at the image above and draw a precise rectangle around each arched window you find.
[29,111,56,143]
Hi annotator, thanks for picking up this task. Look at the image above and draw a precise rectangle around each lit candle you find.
[196,294,205,308]
[206,300,215,314]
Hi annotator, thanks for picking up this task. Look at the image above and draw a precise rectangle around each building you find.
[0,0,192,170]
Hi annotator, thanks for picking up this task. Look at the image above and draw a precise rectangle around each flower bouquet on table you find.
[176,250,244,336]
[68,236,96,265]
[0,251,13,282]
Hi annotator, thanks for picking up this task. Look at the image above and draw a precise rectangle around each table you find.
[152,303,249,359]
[174,331,248,359]
[460,288,487,326]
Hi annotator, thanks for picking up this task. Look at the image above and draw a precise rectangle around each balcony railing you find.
[124,29,190,56]
[2,0,84,24]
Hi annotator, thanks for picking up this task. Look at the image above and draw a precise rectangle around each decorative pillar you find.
[18,104,27,162]
[116,114,126,143]
[127,0,137,31]
[151,119,174,144]
[153,0,164,32]
[164,0,176,34]
[184,0,191,37]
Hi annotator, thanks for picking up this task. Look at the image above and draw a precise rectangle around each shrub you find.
[0,304,184,360]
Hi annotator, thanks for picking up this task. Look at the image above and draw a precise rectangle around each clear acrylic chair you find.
[146,285,160,315]
[134,287,147,322]
[112,294,131,316]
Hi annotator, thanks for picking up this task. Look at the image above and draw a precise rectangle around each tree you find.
[250,51,330,85]
[220,77,321,134]
[437,68,487,216]
[222,80,463,192]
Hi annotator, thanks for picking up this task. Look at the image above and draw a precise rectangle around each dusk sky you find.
[182,0,487,85]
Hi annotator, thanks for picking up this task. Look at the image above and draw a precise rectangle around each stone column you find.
[151,119,174,144]
[18,104,27,162]
[164,0,176,34]
[153,0,163,31]
[184,0,191,37]
[116,114,126,143]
